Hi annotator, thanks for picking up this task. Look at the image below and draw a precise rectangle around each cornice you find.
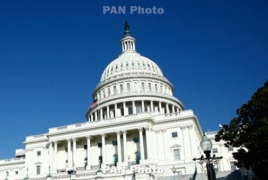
[46,117,154,138]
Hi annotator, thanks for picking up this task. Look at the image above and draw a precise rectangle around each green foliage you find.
[215,80,268,180]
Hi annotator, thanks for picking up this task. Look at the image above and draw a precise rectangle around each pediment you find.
[170,144,180,148]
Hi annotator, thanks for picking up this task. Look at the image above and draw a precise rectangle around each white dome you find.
[100,52,164,82]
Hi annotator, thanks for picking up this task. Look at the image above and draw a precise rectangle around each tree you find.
[215,80,268,180]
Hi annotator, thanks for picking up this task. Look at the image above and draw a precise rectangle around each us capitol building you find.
[0,23,238,180]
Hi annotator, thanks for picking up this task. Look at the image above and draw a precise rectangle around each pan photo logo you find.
[103,6,164,15]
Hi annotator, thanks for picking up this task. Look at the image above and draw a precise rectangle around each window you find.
[120,84,123,94]
[15,171,18,175]
[136,106,141,113]
[177,171,182,175]
[98,143,102,148]
[160,85,162,92]
[213,148,218,153]
[128,107,133,115]
[174,149,180,160]
[84,145,87,150]
[230,161,236,170]
[127,83,130,92]
[112,141,117,146]
[121,108,124,116]
[114,154,118,166]
[141,82,145,91]
[108,87,110,96]
[37,151,41,156]
[135,152,141,164]
[145,106,148,112]
[113,86,116,95]
[36,165,41,175]
[172,132,178,138]
[148,83,152,91]
[155,84,158,92]
[133,137,139,143]
[228,146,233,151]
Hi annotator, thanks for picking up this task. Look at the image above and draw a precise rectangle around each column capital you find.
[138,127,144,132]
[86,135,92,139]
[180,126,187,130]
[67,139,72,142]
[122,130,128,134]
[53,141,58,144]
[187,125,194,129]
[72,138,77,141]
[116,131,121,135]
[161,129,167,132]
[145,127,151,131]
[101,134,106,137]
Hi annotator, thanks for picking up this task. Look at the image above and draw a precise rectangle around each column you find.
[142,101,145,112]
[188,126,195,158]
[161,129,166,160]
[139,128,145,160]
[114,103,117,117]
[158,102,162,114]
[86,136,91,169]
[172,105,175,114]
[49,141,53,167]
[101,134,106,164]
[156,130,164,161]
[90,114,93,121]
[132,101,136,114]
[123,102,126,115]
[94,111,97,121]
[123,131,128,162]
[166,103,169,114]
[150,101,154,112]
[72,138,76,167]
[145,127,152,159]
[116,132,122,163]
[54,141,58,169]
[107,106,110,119]
[180,127,186,160]
[100,108,103,120]
[67,139,71,168]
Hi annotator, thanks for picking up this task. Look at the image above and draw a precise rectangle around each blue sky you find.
[0,0,267,159]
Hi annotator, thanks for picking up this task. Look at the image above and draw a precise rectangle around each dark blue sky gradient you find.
[0,0,267,159]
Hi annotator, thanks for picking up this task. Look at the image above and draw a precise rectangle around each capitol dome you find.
[100,52,164,82]
[86,22,184,121]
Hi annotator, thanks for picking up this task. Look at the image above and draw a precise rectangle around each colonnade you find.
[49,127,153,170]
[88,100,181,121]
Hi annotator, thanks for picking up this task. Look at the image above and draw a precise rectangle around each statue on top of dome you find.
[124,21,130,31]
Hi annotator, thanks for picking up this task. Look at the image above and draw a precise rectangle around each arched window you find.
[114,154,118,166]
[155,84,158,92]
[113,86,116,95]
[148,83,152,91]
[107,87,110,96]
[127,83,130,92]
[120,84,123,94]
[141,82,145,91]
[135,151,141,164]
[128,107,133,115]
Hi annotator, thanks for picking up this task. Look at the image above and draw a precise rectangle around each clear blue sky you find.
[0,0,267,159]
